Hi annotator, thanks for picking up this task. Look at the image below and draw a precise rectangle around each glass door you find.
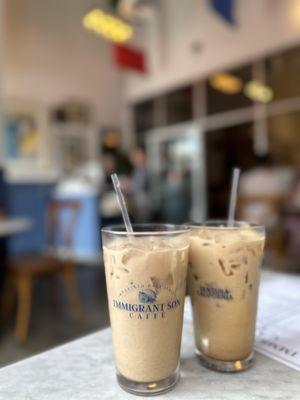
[146,122,206,223]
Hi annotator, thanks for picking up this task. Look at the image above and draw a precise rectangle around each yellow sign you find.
[83,9,133,43]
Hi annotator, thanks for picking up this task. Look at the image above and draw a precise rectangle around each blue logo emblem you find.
[138,289,157,303]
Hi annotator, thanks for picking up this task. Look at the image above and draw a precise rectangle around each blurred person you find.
[282,161,300,258]
[160,168,191,224]
[239,155,294,227]
[287,162,300,209]
[102,153,117,188]
[129,147,151,222]
[100,153,122,225]
[239,155,295,268]
[102,129,131,175]
[0,167,7,294]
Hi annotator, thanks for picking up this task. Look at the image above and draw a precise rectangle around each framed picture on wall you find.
[3,113,40,160]
[0,98,56,182]
[0,98,47,165]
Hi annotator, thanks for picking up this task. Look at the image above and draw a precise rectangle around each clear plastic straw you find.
[227,167,241,227]
[111,173,133,233]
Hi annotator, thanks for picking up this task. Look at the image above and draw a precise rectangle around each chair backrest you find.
[47,200,81,251]
[237,194,283,230]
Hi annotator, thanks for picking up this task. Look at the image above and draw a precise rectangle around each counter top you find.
[0,320,299,399]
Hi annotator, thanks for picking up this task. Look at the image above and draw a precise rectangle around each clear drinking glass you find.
[101,224,190,395]
[188,220,265,372]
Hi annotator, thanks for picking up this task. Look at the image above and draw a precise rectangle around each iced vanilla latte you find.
[102,225,189,395]
[188,222,265,371]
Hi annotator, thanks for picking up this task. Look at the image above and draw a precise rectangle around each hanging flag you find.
[211,0,235,25]
[112,44,147,73]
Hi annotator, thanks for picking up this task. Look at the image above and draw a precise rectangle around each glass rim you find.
[101,223,190,236]
[189,219,265,231]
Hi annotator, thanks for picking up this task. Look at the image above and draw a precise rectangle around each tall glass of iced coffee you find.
[188,221,265,372]
[102,224,190,395]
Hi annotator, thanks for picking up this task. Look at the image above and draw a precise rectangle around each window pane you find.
[266,46,300,101]
[206,65,253,115]
[268,111,300,164]
[166,86,193,124]
[134,100,155,140]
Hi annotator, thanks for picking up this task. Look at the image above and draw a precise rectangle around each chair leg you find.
[61,265,83,320]
[1,273,15,320]
[14,274,32,342]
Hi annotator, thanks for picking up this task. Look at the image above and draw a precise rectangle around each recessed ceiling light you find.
[209,73,243,95]
[244,81,274,103]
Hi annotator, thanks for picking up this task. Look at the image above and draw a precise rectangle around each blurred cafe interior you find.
[0,0,300,367]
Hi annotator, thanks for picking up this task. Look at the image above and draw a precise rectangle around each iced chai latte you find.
[102,225,189,395]
[188,221,265,372]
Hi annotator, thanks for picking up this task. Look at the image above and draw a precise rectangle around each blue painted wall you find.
[7,184,101,261]
[7,184,54,254]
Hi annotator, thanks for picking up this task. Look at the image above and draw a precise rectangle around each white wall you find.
[0,0,124,179]
[124,0,300,101]
[3,0,122,126]
[0,0,4,105]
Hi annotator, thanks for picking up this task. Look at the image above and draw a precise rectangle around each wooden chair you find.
[1,200,83,342]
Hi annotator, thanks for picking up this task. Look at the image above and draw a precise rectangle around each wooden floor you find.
[0,265,109,368]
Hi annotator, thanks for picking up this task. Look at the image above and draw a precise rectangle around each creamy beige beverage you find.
[103,231,189,385]
[188,223,265,366]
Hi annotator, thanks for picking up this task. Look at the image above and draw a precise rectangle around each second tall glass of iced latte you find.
[102,224,190,395]
[188,221,265,372]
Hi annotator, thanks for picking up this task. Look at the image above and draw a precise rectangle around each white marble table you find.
[0,218,32,237]
[0,319,299,400]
